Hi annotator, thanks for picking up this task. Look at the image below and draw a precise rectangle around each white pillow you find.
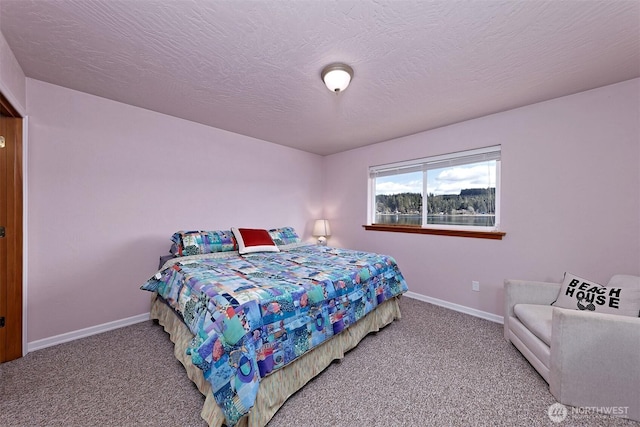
[607,274,640,289]
[552,272,640,317]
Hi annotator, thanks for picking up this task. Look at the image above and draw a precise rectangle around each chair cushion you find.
[552,272,640,317]
[513,304,553,347]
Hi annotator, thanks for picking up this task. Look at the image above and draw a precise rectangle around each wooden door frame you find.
[0,91,23,362]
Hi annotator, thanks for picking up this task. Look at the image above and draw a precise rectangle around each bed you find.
[141,227,408,426]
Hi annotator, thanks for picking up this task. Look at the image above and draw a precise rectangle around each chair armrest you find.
[504,279,561,340]
[550,308,640,420]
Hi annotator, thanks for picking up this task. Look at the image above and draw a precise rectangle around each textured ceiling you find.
[1,0,639,155]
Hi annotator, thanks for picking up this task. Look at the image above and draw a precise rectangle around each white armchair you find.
[504,275,640,422]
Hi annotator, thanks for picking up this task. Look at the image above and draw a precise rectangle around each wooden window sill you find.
[362,224,506,240]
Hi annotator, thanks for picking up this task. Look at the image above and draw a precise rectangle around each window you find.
[368,146,501,235]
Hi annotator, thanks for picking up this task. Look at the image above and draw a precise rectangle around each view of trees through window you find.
[373,159,497,227]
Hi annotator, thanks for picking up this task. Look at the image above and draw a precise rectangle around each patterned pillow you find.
[170,230,237,256]
[268,226,301,246]
[552,272,640,317]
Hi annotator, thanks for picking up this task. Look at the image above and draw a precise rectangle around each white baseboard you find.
[26,292,501,353]
[27,312,150,353]
[404,291,504,324]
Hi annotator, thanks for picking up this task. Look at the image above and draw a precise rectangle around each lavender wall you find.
[324,79,640,317]
[25,79,324,342]
[0,29,26,113]
[7,65,640,342]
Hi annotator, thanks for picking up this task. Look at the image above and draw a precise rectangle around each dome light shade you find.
[321,63,353,93]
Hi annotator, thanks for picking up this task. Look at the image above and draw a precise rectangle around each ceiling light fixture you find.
[321,63,353,93]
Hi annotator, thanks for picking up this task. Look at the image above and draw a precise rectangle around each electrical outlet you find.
[472,281,480,292]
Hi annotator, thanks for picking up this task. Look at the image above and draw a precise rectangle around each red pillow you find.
[231,227,280,255]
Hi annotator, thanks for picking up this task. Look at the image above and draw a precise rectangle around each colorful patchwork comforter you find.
[141,244,408,426]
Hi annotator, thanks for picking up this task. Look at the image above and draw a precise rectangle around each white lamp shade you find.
[313,219,331,237]
[321,64,353,93]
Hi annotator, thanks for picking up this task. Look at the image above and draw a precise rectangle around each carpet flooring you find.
[1,297,636,426]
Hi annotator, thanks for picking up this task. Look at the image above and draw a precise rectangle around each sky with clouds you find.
[375,161,496,196]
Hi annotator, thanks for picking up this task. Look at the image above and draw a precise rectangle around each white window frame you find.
[368,145,501,232]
